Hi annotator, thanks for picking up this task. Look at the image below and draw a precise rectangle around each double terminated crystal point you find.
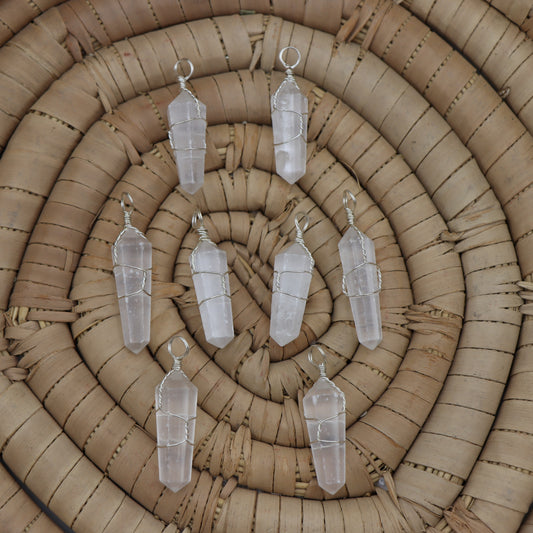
[190,211,234,348]
[112,193,152,354]
[167,59,207,194]
[270,213,314,346]
[156,336,197,492]
[303,346,346,495]
[271,47,308,184]
[339,191,382,350]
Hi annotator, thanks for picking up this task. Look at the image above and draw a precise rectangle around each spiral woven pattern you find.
[0,1,532,532]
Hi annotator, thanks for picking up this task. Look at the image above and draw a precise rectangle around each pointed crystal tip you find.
[321,481,344,495]
[179,180,203,195]
[206,334,233,349]
[277,165,305,184]
[163,480,190,493]
[270,330,298,347]
[125,340,148,354]
[360,337,381,350]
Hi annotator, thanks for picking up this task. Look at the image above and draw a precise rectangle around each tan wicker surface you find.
[0,1,532,532]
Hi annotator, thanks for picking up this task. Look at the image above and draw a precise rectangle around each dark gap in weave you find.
[0,457,74,532]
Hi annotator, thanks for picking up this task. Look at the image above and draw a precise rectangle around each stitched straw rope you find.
[0,1,532,532]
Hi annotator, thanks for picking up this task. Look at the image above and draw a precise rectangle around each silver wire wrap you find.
[273,212,314,300]
[189,210,231,308]
[156,335,196,448]
[305,345,346,445]
[168,59,207,152]
[112,192,152,300]
[271,46,307,147]
[341,190,382,299]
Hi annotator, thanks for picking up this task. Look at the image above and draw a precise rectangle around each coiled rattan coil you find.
[0,1,532,532]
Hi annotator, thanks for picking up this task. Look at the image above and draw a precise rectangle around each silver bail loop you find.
[192,209,211,242]
[279,46,301,71]
[308,344,328,378]
[120,192,134,227]
[294,212,309,244]
[343,190,357,227]
[167,335,190,371]
[174,58,194,90]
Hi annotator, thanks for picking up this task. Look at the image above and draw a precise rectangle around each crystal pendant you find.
[270,213,314,346]
[167,59,207,194]
[303,345,346,495]
[190,211,234,348]
[156,336,197,492]
[271,47,308,184]
[112,193,152,354]
[338,190,382,350]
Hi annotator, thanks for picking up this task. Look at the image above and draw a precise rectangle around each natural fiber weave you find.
[0,1,532,532]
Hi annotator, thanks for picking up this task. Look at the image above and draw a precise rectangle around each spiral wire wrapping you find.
[0,1,530,532]
[272,212,314,300]
[112,193,152,301]
[189,211,231,309]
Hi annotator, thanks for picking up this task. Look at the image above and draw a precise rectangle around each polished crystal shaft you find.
[112,226,152,354]
[190,240,234,348]
[156,370,197,492]
[270,242,313,346]
[271,76,308,183]
[168,89,206,194]
[339,226,382,350]
[303,377,346,494]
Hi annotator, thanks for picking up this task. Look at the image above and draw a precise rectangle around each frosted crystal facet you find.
[270,242,313,346]
[156,370,197,492]
[190,241,234,348]
[271,79,308,183]
[168,90,206,194]
[112,227,152,354]
[338,226,382,350]
[303,377,346,494]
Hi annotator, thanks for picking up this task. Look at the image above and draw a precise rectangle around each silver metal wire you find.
[342,190,356,228]
[272,46,307,147]
[279,46,301,70]
[120,191,134,226]
[272,212,314,297]
[156,335,196,448]
[191,210,212,243]
[112,192,151,298]
[174,59,194,84]
[190,210,231,309]
[167,335,190,371]
[305,345,346,445]
[341,189,382,300]
[308,344,328,378]
[342,263,382,298]
[168,59,206,152]
[294,211,314,267]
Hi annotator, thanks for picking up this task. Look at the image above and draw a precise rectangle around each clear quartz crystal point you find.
[270,214,314,346]
[156,336,197,493]
[303,347,346,495]
[339,191,382,350]
[271,47,308,184]
[190,212,234,348]
[112,194,152,354]
[167,60,206,194]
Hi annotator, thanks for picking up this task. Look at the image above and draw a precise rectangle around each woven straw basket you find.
[0,0,532,532]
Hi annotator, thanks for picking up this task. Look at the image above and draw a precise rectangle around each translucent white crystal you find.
[112,227,152,354]
[303,377,346,494]
[338,226,382,350]
[190,241,234,348]
[270,242,313,346]
[168,90,206,194]
[156,370,197,492]
[271,78,308,184]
